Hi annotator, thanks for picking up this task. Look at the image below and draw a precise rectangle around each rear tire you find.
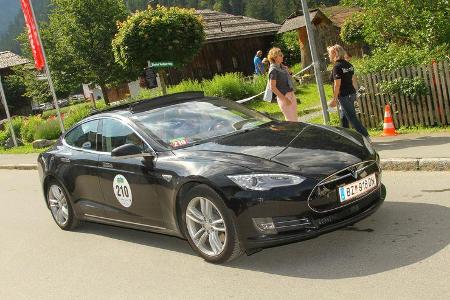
[180,184,243,263]
[47,180,79,230]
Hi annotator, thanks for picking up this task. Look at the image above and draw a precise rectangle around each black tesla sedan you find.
[38,92,386,263]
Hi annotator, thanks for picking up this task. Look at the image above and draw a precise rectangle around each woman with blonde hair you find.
[265,47,298,122]
[328,44,369,138]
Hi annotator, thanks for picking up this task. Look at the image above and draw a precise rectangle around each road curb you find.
[1,158,450,171]
[0,164,37,170]
[380,158,450,171]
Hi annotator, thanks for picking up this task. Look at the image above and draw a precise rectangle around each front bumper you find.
[238,184,386,251]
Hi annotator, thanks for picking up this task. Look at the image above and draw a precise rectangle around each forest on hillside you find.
[0,0,20,36]
[0,0,340,54]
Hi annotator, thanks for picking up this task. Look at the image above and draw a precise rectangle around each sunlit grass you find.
[307,112,449,137]
[244,83,333,120]
[0,144,50,154]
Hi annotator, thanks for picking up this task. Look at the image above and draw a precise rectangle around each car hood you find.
[177,122,374,178]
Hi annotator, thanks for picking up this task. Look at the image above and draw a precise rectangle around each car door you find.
[97,117,165,229]
[60,119,104,217]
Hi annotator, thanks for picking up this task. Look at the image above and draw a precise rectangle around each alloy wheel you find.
[185,196,227,257]
[48,184,69,227]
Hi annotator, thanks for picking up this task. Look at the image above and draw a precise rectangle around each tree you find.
[273,31,301,66]
[6,65,52,104]
[245,0,275,22]
[16,29,81,100]
[340,12,365,45]
[112,5,205,91]
[46,0,130,105]
[342,0,450,49]
[2,67,34,114]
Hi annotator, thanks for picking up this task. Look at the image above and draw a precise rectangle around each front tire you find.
[181,185,243,263]
[47,181,79,230]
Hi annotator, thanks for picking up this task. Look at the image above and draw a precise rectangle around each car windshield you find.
[132,98,272,148]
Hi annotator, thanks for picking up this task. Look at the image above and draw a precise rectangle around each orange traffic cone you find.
[382,104,398,136]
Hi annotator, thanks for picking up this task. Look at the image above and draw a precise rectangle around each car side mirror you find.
[111,144,154,160]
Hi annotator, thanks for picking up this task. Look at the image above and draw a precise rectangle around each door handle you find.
[102,162,113,169]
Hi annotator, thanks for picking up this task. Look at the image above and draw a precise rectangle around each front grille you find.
[315,188,380,226]
[273,216,315,233]
[308,161,380,213]
[270,186,380,234]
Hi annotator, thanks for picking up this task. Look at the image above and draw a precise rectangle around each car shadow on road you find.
[373,136,450,152]
[227,201,450,278]
[74,201,449,279]
[77,223,194,256]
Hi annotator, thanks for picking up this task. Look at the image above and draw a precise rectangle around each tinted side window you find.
[102,119,147,153]
[65,120,99,150]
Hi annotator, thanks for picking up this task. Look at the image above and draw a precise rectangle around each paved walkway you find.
[0,153,38,165]
[372,132,450,159]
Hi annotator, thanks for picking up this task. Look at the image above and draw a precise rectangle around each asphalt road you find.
[1,170,449,299]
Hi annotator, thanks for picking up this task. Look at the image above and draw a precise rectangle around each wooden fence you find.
[356,60,450,128]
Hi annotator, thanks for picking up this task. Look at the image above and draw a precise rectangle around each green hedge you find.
[0,130,8,146]
[139,72,268,102]
[202,73,255,100]
[42,99,106,119]
[21,115,45,143]
[167,79,203,94]
[34,120,62,141]
[352,44,449,75]
[63,105,92,130]
[0,103,93,144]
[4,116,25,140]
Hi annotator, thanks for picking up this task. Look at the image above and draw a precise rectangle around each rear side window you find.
[101,118,147,153]
[65,120,99,151]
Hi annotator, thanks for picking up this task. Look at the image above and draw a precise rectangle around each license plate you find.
[339,173,377,203]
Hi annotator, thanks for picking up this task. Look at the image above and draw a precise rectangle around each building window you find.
[216,59,222,73]
[232,57,238,69]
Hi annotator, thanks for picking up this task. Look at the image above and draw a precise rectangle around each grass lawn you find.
[245,83,333,120]
[308,111,341,126]
[0,144,50,154]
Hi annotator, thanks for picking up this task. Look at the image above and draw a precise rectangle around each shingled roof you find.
[196,9,281,43]
[0,51,29,70]
[278,9,322,34]
[278,6,361,34]
[321,6,362,28]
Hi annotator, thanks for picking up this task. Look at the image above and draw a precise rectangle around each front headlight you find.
[363,136,375,155]
[227,174,306,191]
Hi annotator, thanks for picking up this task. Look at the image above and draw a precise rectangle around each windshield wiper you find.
[232,118,258,130]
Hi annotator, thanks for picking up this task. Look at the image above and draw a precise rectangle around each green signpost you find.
[150,62,174,68]
[147,62,174,95]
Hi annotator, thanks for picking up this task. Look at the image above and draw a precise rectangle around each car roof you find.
[89,91,207,118]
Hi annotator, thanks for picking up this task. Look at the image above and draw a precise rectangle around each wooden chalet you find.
[167,9,281,84]
[278,6,366,72]
[0,51,28,77]
[0,51,30,118]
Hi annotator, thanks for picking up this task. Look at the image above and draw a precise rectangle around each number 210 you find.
[115,185,129,198]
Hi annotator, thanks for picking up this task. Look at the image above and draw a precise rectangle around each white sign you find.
[113,174,132,207]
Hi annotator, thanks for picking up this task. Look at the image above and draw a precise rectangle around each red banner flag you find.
[20,0,45,70]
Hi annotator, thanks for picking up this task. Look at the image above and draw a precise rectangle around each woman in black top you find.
[328,45,369,138]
